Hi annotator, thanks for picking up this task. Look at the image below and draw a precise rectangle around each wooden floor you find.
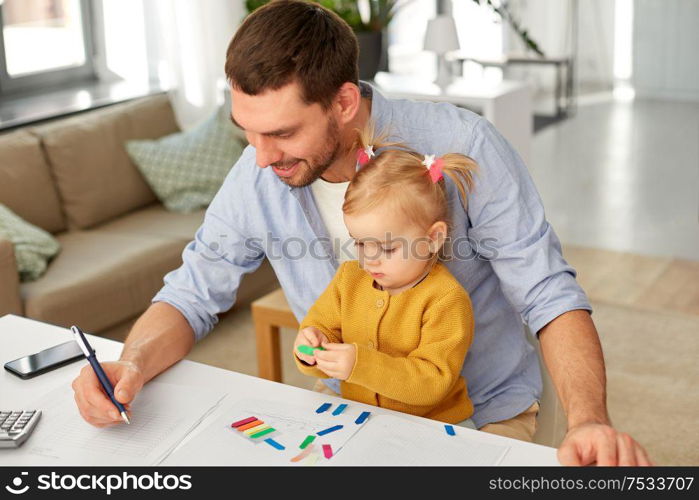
[565,246,699,317]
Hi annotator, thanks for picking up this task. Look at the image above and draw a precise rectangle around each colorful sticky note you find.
[300,435,316,449]
[297,345,326,355]
[445,424,456,436]
[231,416,257,428]
[290,445,314,462]
[264,438,285,450]
[244,424,269,436]
[355,411,371,424]
[237,419,264,431]
[332,404,348,416]
[317,424,343,436]
[315,403,332,414]
[322,444,333,459]
[250,427,275,439]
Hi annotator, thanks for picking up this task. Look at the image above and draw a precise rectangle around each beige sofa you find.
[0,94,278,334]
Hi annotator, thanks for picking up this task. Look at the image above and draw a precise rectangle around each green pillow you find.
[126,105,245,213]
[0,204,61,282]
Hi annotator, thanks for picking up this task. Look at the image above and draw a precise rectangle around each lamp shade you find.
[423,15,460,54]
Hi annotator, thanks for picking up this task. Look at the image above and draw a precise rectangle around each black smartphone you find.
[4,341,86,379]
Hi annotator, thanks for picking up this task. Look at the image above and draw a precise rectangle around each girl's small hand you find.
[294,326,328,365]
[313,342,357,380]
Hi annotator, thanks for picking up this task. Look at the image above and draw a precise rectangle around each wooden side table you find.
[251,288,299,382]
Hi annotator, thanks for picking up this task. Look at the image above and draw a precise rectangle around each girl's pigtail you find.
[355,122,403,166]
[437,154,479,210]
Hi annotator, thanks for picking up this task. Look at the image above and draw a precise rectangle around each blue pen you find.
[71,325,130,424]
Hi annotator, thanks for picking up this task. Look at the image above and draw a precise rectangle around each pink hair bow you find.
[422,154,444,183]
[356,145,375,166]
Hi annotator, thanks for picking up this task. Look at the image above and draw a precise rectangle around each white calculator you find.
[0,410,41,448]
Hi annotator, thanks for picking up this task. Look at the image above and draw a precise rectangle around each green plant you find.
[245,0,404,32]
[470,0,545,57]
[245,1,544,56]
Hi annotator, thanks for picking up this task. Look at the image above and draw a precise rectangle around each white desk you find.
[0,314,558,465]
[373,72,533,164]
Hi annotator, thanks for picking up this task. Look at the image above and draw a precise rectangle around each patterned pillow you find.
[0,204,61,282]
[126,106,246,213]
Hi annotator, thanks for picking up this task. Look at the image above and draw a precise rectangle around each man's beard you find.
[272,117,343,188]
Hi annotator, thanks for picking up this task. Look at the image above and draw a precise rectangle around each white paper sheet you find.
[1,382,226,466]
[163,398,370,466]
[330,414,510,466]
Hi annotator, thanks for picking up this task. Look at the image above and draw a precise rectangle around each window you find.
[0,0,95,94]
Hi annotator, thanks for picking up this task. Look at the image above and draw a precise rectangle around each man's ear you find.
[333,82,361,126]
[428,221,448,253]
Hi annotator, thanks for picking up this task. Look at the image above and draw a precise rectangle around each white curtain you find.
[141,0,246,129]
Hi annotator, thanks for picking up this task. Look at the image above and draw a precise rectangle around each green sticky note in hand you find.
[297,344,325,356]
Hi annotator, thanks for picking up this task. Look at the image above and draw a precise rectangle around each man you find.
[72,0,651,466]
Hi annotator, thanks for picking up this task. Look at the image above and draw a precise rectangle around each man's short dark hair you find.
[225,0,359,109]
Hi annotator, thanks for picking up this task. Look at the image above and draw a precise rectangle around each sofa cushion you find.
[0,203,61,282]
[0,238,23,317]
[20,230,184,333]
[0,130,66,233]
[126,106,244,213]
[32,94,180,230]
[97,204,205,241]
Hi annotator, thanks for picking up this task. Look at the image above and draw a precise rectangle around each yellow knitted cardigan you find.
[295,260,474,424]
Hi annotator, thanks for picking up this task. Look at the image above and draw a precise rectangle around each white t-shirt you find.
[310,177,356,263]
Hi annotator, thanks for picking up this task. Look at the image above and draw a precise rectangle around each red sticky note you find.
[231,416,257,428]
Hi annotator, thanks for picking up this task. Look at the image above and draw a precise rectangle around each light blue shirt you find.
[153,82,592,428]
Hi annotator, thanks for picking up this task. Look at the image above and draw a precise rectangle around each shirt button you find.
[376,299,384,308]
[368,341,374,349]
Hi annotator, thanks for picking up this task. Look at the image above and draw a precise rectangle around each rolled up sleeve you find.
[466,118,592,334]
[152,151,265,341]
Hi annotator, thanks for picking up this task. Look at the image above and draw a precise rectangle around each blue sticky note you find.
[316,403,332,414]
[332,404,348,416]
[317,424,343,436]
[264,438,285,450]
[445,424,456,436]
[355,411,371,424]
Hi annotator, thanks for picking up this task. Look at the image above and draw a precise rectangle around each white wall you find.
[504,0,616,94]
[633,0,699,101]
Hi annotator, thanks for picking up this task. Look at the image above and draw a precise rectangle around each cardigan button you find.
[367,341,375,349]
[375,299,385,308]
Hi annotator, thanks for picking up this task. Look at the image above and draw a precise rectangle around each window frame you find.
[0,0,97,95]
